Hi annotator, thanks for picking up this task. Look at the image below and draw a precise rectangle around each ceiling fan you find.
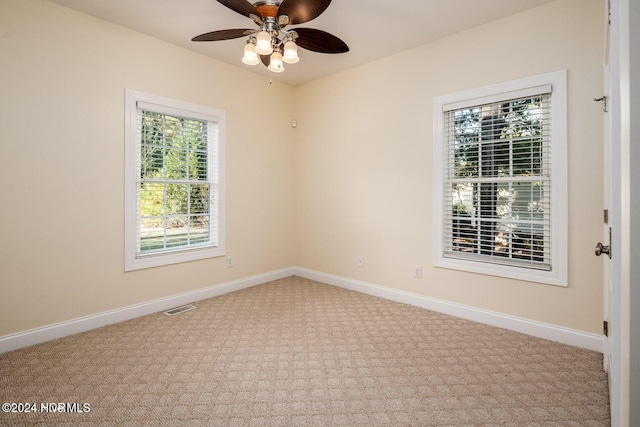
[192,0,349,73]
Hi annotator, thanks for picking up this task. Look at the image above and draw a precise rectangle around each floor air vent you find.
[164,304,196,316]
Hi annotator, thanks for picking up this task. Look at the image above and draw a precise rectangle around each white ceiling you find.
[48,0,554,87]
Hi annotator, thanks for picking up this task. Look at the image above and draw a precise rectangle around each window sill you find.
[125,245,225,272]
[434,254,567,287]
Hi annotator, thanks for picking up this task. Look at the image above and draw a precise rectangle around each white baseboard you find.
[1,266,605,355]
[292,267,605,353]
[0,268,294,354]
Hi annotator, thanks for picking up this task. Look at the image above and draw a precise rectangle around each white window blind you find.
[442,93,552,270]
[136,106,218,256]
[125,90,225,271]
[432,71,567,286]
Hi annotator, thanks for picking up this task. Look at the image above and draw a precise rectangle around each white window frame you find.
[433,71,567,286]
[124,89,225,271]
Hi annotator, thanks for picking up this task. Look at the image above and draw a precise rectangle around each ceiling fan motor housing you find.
[253,0,282,20]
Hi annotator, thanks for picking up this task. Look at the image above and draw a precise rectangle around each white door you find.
[604,0,630,424]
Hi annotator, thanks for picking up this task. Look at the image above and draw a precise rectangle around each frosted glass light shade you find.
[255,31,273,55]
[282,41,299,64]
[268,51,284,73]
[242,42,260,65]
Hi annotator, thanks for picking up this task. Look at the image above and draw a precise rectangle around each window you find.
[433,71,567,286]
[125,90,225,271]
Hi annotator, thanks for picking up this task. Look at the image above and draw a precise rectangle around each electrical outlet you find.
[227,256,233,268]
[414,265,422,278]
[357,256,364,267]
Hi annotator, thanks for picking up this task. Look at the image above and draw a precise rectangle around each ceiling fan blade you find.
[294,28,349,54]
[278,0,331,25]
[192,28,256,42]
[260,54,270,68]
[216,0,260,19]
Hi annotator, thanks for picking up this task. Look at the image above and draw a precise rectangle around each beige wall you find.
[293,0,605,334]
[0,0,605,338]
[0,0,296,335]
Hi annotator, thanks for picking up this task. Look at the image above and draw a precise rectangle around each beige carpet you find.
[0,276,610,426]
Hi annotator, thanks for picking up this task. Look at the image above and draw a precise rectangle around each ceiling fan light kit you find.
[193,0,348,74]
[268,48,285,73]
[255,29,274,55]
[242,38,261,65]
[282,40,299,64]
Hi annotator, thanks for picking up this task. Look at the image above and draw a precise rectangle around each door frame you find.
[602,0,612,377]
